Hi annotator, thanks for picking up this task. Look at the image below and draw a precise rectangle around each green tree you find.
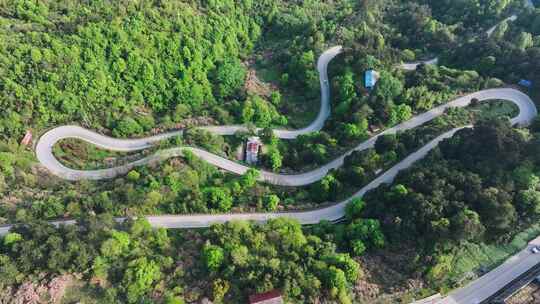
[513,165,539,190]
[345,198,365,220]
[202,243,225,272]
[490,21,508,41]
[212,279,230,303]
[311,174,341,202]
[325,266,347,291]
[123,257,162,303]
[267,147,283,172]
[0,152,15,177]
[517,189,540,215]
[0,255,18,289]
[126,170,140,182]
[101,230,131,258]
[477,187,516,231]
[215,58,247,98]
[241,169,260,188]
[114,117,144,137]
[374,134,398,154]
[346,219,385,249]
[241,95,283,127]
[451,209,485,241]
[337,70,357,102]
[325,253,362,282]
[270,91,282,106]
[203,187,233,212]
[3,233,22,247]
[264,194,280,211]
[515,32,534,50]
[351,240,366,256]
[374,72,403,101]
[165,295,185,304]
[389,104,412,125]
[341,123,363,141]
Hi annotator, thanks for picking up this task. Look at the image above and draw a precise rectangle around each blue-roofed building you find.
[519,79,533,88]
[365,69,380,89]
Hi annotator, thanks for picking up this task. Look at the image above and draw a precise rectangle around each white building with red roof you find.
[245,136,262,165]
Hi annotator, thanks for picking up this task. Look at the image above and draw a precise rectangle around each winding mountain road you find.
[37,3,537,183]
[2,4,538,304]
[2,86,536,236]
[36,88,537,186]
[35,46,342,181]
[17,44,539,232]
[21,4,540,227]
[31,85,537,230]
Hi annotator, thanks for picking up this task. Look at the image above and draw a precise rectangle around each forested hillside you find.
[0,0,267,138]
[362,118,540,289]
[443,7,540,87]
[0,217,366,303]
[0,0,539,303]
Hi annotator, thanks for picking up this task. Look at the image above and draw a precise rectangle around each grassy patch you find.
[469,99,519,122]
[444,223,540,289]
[53,138,155,170]
[256,66,281,84]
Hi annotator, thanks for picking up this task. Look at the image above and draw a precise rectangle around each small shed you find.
[519,79,533,88]
[365,69,380,89]
[249,290,283,304]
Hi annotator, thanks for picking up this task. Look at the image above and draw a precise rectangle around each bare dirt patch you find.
[244,69,277,98]
[0,274,78,304]
[354,245,427,303]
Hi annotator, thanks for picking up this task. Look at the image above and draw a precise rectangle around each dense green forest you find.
[1,0,540,303]
[362,118,540,288]
[0,0,276,138]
